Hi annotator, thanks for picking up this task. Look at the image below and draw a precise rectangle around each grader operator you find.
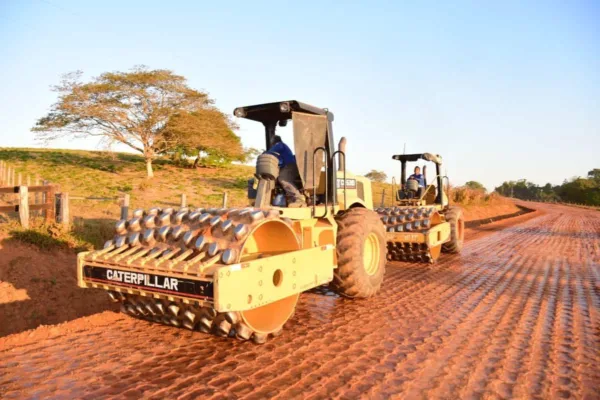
[76,100,387,344]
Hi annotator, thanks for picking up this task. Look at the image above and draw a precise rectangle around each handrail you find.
[331,150,346,210]
[312,147,328,218]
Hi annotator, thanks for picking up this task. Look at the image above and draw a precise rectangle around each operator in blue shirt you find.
[408,166,426,187]
[268,135,296,168]
[267,135,306,207]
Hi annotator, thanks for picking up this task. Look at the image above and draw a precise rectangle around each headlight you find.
[234,108,246,118]
[279,102,290,113]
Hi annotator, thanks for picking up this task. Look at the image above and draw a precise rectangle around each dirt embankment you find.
[0,237,118,337]
[461,199,522,221]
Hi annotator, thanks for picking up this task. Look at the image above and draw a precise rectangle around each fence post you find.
[45,183,56,223]
[11,167,15,187]
[19,186,29,229]
[380,189,386,207]
[42,180,48,219]
[26,175,31,187]
[33,177,39,217]
[56,192,70,226]
[180,193,187,208]
[222,192,228,208]
[17,172,22,186]
[121,194,130,220]
[0,161,4,185]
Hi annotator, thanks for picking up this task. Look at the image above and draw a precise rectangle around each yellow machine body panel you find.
[315,170,373,210]
[214,244,335,312]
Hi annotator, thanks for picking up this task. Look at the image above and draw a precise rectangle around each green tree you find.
[464,181,486,192]
[365,170,387,182]
[32,66,235,178]
[159,109,243,168]
[495,174,600,206]
[556,178,600,205]
[588,169,600,183]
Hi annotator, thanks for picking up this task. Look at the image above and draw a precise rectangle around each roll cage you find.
[233,100,338,206]
[392,153,444,205]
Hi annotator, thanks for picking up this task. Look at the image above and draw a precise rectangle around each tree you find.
[32,66,234,178]
[365,170,387,182]
[588,169,600,183]
[464,181,486,192]
[159,110,243,168]
[494,174,600,206]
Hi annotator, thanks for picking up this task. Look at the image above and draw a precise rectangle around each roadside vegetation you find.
[495,169,600,206]
[371,179,509,208]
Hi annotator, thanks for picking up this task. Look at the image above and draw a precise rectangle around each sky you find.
[0,0,598,190]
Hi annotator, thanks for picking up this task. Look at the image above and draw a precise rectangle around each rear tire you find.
[442,206,464,253]
[331,208,387,298]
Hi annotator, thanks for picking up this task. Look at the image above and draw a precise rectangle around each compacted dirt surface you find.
[0,202,599,399]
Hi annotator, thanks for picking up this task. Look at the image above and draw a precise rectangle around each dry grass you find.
[0,147,253,250]
[371,181,511,208]
[0,216,94,253]
[449,186,501,206]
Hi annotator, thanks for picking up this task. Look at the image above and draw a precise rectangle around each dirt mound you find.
[0,236,118,337]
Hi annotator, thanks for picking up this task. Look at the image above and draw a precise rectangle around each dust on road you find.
[0,203,598,399]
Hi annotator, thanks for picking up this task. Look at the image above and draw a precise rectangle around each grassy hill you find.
[0,148,254,249]
[0,148,252,211]
[0,147,518,250]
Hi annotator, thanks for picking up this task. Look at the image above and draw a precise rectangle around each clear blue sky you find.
[0,0,598,190]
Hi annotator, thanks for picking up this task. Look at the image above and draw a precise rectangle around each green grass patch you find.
[9,225,93,253]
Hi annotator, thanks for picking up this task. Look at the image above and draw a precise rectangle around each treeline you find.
[495,169,600,206]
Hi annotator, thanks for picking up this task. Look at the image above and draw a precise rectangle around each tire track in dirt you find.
[0,203,599,399]
[274,223,546,398]
[425,256,539,398]
[516,245,561,398]
[288,230,539,398]
[488,258,552,399]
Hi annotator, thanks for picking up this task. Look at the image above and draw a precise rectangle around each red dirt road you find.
[1,203,599,399]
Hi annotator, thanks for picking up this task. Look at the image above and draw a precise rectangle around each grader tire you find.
[442,206,464,254]
[332,208,387,298]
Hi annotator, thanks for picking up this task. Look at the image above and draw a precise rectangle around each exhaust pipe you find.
[338,137,347,171]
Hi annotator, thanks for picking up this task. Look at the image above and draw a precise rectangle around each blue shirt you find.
[268,142,296,168]
[408,173,425,187]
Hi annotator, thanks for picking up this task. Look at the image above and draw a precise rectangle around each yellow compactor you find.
[77,101,387,343]
[376,153,465,263]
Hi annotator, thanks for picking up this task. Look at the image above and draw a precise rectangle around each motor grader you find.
[376,153,465,263]
[76,100,387,344]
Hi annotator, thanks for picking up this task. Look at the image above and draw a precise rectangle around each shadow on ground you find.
[0,226,118,338]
